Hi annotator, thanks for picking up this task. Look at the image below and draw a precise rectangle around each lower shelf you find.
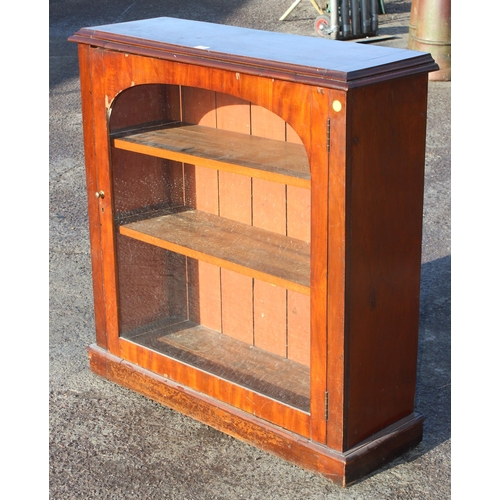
[88,344,425,487]
[122,318,310,412]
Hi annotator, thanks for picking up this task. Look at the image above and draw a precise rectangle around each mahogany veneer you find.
[70,17,437,486]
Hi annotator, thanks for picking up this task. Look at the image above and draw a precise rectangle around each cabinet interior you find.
[109,84,312,412]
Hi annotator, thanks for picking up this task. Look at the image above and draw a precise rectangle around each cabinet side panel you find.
[345,74,428,448]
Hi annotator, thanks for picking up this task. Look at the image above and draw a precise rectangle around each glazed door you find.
[83,46,329,441]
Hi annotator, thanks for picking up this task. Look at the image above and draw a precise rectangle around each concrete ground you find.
[49,1,451,498]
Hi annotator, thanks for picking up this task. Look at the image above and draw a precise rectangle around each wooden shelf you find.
[113,123,311,189]
[122,317,310,412]
[119,209,310,295]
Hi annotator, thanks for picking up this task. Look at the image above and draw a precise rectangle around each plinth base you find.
[88,344,424,486]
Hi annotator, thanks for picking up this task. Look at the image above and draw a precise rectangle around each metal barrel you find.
[407,0,420,49]
[412,0,451,80]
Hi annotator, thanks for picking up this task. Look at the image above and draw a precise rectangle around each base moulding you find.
[88,344,424,486]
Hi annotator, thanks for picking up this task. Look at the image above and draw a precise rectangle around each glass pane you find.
[110,84,311,412]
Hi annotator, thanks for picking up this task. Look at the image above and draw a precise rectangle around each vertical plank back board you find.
[216,93,254,344]
[251,105,288,357]
[182,87,222,332]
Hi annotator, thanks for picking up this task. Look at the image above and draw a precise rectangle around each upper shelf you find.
[113,123,311,189]
[119,208,310,295]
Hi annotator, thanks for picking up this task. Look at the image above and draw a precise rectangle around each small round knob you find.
[95,190,105,199]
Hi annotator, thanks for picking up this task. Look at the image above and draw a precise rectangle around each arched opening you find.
[109,84,312,412]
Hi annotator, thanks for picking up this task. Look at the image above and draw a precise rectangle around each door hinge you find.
[325,391,329,421]
[326,118,331,152]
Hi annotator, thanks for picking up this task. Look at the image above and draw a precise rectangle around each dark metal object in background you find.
[370,0,378,32]
[360,0,371,35]
[351,0,361,37]
[315,0,378,40]
[341,0,352,39]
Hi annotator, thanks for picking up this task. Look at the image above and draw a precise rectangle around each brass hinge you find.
[326,118,331,152]
[325,391,329,421]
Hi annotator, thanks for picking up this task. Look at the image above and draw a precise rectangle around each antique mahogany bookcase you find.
[69,17,437,486]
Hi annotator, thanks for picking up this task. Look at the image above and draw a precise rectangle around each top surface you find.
[70,17,436,83]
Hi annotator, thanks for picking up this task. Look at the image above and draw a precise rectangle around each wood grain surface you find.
[119,209,310,295]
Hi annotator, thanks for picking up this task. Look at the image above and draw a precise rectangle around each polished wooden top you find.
[69,17,437,89]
